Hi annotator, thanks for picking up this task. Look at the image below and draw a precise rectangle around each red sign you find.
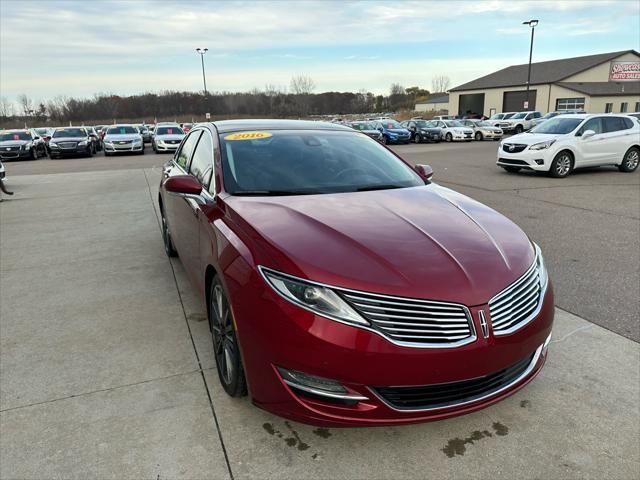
[609,61,640,81]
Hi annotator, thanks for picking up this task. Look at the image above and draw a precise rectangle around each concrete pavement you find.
[0,164,638,479]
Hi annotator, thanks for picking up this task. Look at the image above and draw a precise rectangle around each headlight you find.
[133,139,142,144]
[260,267,368,326]
[529,139,556,150]
[49,142,58,147]
[534,243,549,290]
[21,142,33,150]
[78,140,88,146]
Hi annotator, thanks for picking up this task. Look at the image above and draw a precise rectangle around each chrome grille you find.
[502,143,527,153]
[59,142,77,149]
[340,290,475,347]
[489,261,542,334]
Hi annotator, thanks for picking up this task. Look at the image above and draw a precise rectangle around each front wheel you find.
[414,134,422,144]
[445,132,453,142]
[515,125,524,134]
[29,148,37,160]
[549,151,573,178]
[381,136,388,145]
[475,131,483,141]
[209,279,247,397]
[619,147,639,172]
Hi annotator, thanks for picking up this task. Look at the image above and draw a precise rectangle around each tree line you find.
[0,75,451,127]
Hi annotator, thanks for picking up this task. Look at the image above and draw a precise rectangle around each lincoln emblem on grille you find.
[478,310,489,338]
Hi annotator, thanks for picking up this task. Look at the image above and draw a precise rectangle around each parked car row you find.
[0,123,187,160]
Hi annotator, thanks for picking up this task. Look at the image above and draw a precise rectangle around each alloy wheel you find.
[624,150,639,170]
[555,154,572,176]
[211,285,236,386]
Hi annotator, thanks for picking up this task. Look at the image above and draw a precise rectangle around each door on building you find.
[503,90,537,112]
[458,93,485,117]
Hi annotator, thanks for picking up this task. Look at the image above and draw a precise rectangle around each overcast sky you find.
[1,0,638,104]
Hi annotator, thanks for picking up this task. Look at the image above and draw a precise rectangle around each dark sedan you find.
[0,129,48,160]
[401,120,442,143]
[48,127,94,158]
[347,121,383,142]
[158,119,553,427]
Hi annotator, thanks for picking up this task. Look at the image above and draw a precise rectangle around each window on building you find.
[555,98,585,111]
[635,102,640,112]
[605,103,613,113]
[620,102,628,113]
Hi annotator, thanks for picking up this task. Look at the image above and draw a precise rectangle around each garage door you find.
[503,90,537,111]
[458,93,485,116]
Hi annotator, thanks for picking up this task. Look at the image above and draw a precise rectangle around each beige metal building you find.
[448,50,640,117]
[414,93,449,113]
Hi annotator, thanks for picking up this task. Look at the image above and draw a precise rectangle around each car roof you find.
[211,119,352,134]
[2,129,31,133]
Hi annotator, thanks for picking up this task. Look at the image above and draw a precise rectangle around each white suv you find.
[497,114,640,178]
[498,111,542,134]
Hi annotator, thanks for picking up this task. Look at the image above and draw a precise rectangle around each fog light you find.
[535,159,544,165]
[276,366,368,402]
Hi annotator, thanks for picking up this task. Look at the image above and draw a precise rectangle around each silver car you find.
[461,119,503,141]
[152,124,184,153]
[103,125,144,156]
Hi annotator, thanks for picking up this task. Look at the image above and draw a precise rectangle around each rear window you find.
[107,126,137,134]
[220,130,423,195]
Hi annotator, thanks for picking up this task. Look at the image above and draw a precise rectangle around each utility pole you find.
[522,20,538,111]
[196,48,208,95]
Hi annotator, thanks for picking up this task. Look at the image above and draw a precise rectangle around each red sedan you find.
[158,120,553,427]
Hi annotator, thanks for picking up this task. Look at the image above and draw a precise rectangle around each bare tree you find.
[389,83,405,96]
[0,96,14,118]
[431,75,451,93]
[17,94,34,116]
[290,75,316,95]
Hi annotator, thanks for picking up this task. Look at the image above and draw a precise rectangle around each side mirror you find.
[164,175,202,196]
[414,164,434,181]
[581,129,596,139]
[34,136,40,140]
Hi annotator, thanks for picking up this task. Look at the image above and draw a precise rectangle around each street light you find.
[195,47,208,95]
[522,19,538,111]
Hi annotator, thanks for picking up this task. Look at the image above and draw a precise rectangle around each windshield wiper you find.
[356,184,405,192]
[232,190,320,196]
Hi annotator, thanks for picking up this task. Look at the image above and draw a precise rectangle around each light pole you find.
[522,19,538,111]
[195,47,208,95]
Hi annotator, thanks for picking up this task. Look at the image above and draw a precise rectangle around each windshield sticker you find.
[13,134,20,140]
[225,131,273,141]
[167,128,173,134]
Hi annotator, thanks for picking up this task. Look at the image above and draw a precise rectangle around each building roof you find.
[450,50,639,92]
[556,81,640,96]
[416,93,449,104]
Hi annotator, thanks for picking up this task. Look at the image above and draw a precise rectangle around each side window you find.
[534,112,542,118]
[578,117,603,135]
[622,118,634,129]
[603,117,626,133]
[189,132,214,187]
[175,131,202,170]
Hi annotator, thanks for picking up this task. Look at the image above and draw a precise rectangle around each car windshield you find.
[422,121,438,128]
[52,128,86,138]
[512,113,527,119]
[156,126,183,135]
[477,121,493,127]
[542,112,557,119]
[415,120,432,128]
[444,120,464,127]
[529,117,583,134]
[220,130,423,195]
[34,128,49,135]
[380,120,402,129]
[350,122,375,131]
[503,113,516,119]
[0,131,31,141]
[107,126,138,135]
[489,114,503,120]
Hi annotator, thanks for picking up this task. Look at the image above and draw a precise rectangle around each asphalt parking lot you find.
[1,141,638,479]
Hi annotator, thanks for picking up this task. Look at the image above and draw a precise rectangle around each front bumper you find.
[418,132,441,142]
[497,148,553,171]
[0,149,32,160]
[155,142,180,151]
[49,144,92,156]
[450,132,473,141]
[104,142,144,153]
[228,270,554,427]
[481,130,503,139]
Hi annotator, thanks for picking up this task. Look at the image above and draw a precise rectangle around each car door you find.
[575,117,608,166]
[602,116,635,163]
[162,129,202,262]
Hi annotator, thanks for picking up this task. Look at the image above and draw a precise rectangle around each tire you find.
[86,147,93,158]
[502,166,521,173]
[161,205,178,257]
[475,131,483,141]
[414,134,422,144]
[445,132,453,142]
[209,278,247,397]
[104,151,111,157]
[549,151,573,178]
[618,147,639,172]
[29,147,37,160]
[515,125,524,134]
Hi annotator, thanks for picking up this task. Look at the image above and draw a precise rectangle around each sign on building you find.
[609,61,640,81]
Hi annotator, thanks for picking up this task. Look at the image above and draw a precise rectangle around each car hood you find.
[385,128,410,135]
[226,184,534,306]
[50,136,87,142]
[104,134,141,141]
[506,132,563,145]
[156,134,185,141]
[360,130,381,135]
[0,140,30,147]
